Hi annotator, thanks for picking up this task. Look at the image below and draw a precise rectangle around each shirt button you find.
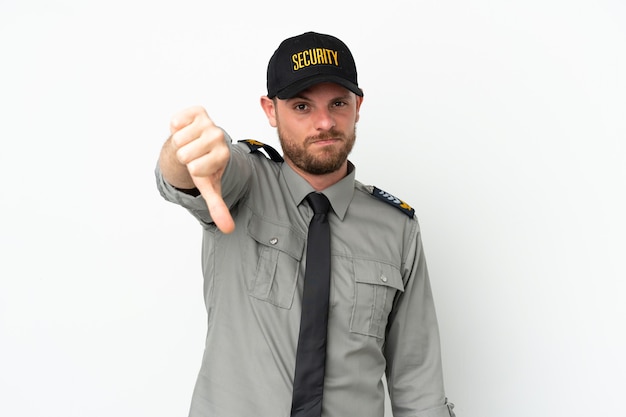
[380,275,388,283]
[269,237,278,245]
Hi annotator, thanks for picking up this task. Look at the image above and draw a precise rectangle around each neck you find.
[285,159,349,191]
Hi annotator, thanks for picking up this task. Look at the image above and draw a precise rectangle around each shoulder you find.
[354,181,416,219]
[236,139,284,163]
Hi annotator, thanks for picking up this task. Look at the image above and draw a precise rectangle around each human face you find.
[262,82,363,176]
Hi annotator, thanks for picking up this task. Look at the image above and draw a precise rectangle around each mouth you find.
[312,138,339,145]
[308,135,342,146]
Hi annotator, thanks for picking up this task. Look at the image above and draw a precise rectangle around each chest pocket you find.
[247,213,305,309]
[350,260,405,339]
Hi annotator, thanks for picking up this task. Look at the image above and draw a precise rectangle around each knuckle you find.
[170,133,183,149]
[186,159,203,177]
[175,148,187,164]
[196,117,211,131]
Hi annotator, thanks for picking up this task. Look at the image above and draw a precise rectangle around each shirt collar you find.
[281,161,356,221]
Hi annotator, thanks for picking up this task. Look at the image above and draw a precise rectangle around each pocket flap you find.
[247,213,305,260]
[354,260,405,292]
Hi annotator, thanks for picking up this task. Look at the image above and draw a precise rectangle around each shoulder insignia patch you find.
[238,139,284,163]
[371,186,415,218]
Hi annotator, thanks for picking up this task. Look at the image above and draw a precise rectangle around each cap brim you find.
[275,75,363,99]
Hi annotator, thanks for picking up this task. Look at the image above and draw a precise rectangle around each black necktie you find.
[291,192,331,417]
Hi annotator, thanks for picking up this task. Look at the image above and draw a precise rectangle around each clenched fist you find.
[161,106,235,234]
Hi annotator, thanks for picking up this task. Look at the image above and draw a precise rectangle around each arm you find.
[384,223,455,417]
[158,106,235,233]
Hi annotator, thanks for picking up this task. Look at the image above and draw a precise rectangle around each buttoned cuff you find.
[413,399,456,417]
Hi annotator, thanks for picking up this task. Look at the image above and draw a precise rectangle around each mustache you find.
[306,129,345,143]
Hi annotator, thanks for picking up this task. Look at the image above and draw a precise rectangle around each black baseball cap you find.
[266,32,363,99]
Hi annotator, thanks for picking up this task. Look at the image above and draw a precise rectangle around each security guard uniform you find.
[155,132,455,417]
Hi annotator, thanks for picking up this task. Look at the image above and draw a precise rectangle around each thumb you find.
[193,175,235,234]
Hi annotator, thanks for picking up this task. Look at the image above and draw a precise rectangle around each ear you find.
[260,96,278,127]
[355,94,364,123]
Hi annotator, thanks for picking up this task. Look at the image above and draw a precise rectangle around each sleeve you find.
[154,131,254,227]
[384,219,456,417]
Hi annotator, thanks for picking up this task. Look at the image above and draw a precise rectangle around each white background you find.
[1,1,625,416]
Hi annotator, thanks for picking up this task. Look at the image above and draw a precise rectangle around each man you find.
[156,31,456,417]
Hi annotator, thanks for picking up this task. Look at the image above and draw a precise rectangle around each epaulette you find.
[370,186,415,218]
[238,139,284,163]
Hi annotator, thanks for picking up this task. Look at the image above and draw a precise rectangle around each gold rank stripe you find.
[238,139,284,163]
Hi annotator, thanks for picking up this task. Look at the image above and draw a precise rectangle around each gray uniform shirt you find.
[155,134,455,417]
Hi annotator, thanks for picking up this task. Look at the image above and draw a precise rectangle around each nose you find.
[313,108,336,131]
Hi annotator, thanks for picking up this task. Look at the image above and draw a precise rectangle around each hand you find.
[170,106,235,234]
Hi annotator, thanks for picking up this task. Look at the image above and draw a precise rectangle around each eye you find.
[293,103,309,111]
[332,100,347,108]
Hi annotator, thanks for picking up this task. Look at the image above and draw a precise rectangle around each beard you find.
[277,125,357,175]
